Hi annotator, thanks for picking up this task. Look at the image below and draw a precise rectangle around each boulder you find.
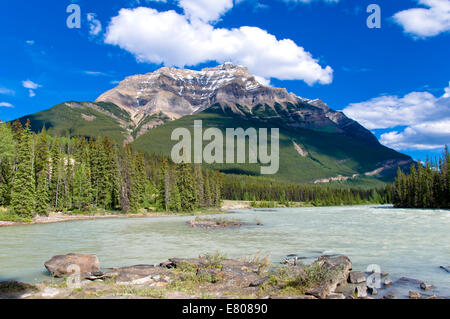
[420,282,434,290]
[409,291,422,299]
[367,286,378,296]
[249,276,270,287]
[44,253,100,278]
[306,255,352,299]
[349,271,366,284]
[355,285,367,298]
[383,292,397,299]
[383,278,393,286]
[107,265,160,283]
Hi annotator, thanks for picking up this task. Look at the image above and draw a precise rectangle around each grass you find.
[0,208,33,223]
[259,263,333,297]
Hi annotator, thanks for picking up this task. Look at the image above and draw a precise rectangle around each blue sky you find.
[0,0,449,162]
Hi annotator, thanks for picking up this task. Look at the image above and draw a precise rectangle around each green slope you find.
[16,102,128,144]
[132,106,411,184]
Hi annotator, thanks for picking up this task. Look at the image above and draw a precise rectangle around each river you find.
[0,205,449,295]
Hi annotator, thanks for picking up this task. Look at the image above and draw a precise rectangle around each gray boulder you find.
[349,271,366,284]
[44,253,100,278]
[306,255,352,299]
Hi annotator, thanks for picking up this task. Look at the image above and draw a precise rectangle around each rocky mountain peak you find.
[94,63,379,143]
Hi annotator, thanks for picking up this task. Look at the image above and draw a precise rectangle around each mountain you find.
[16,63,413,184]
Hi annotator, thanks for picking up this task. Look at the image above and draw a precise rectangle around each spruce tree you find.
[11,120,35,218]
[176,162,196,212]
[0,123,16,206]
[34,129,50,215]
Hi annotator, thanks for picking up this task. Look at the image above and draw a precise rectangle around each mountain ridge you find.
[15,63,414,184]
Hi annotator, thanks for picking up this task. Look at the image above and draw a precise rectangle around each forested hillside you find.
[0,121,392,221]
[392,147,450,209]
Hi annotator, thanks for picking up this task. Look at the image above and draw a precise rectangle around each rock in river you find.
[306,255,352,299]
[349,271,366,284]
[44,253,101,278]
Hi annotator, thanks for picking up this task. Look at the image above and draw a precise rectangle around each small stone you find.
[381,272,389,278]
[367,286,378,296]
[151,275,161,281]
[131,276,153,285]
[383,278,393,286]
[349,271,366,284]
[420,282,433,290]
[354,285,367,298]
[409,291,421,299]
[383,292,397,299]
[249,276,270,287]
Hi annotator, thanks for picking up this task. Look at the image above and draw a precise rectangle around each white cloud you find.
[104,7,333,85]
[22,80,41,98]
[179,0,233,23]
[25,40,35,45]
[393,0,450,38]
[342,82,450,150]
[22,80,40,90]
[83,70,111,76]
[0,86,15,95]
[0,102,14,108]
[87,13,102,36]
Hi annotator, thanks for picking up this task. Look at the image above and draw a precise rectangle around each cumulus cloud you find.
[22,79,41,97]
[104,7,333,85]
[0,102,14,108]
[342,82,450,150]
[393,0,450,38]
[179,0,233,22]
[87,13,102,36]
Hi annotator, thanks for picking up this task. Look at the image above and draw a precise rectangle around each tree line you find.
[392,147,449,209]
[0,120,222,219]
[222,174,390,206]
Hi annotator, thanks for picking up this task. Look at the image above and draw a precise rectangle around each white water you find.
[0,205,449,295]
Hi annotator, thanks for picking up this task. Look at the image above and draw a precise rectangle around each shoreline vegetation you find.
[392,147,449,209]
[0,252,444,299]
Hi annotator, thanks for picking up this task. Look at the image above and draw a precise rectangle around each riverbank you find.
[0,253,444,299]
[0,207,228,228]
[0,200,384,228]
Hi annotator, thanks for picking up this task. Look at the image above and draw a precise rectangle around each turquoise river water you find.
[0,205,449,295]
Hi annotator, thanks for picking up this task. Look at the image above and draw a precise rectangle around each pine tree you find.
[49,138,62,209]
[158,158,170,212]
[176,162,196,212]
[34,129,51,215]
[0,123,16,206]
[11,120,35,218]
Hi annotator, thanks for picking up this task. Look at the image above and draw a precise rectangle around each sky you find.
[0,0,449,162]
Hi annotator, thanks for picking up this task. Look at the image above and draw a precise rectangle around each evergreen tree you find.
[0,123,16,206]
[176,162,196,212]
[11,120,35,218]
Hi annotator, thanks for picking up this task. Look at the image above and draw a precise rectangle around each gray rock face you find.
[44,253,101,278]
[349,271,366,284]
[95,63,380,143]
